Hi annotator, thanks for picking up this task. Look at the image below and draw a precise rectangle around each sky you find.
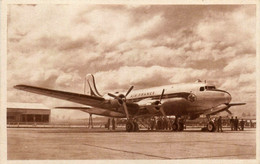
[7,4,256,119]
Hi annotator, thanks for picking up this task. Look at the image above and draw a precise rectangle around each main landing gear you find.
[126,119,139,132]
[205,115,216,132]
[172,117,185,131]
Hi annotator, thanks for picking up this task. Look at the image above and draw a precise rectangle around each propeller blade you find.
[125,86,134,97]
[108,93,118,98]
[159,89,165,103]
[159,106,170,122]
[226,109,232,115]
[122,101,130,119]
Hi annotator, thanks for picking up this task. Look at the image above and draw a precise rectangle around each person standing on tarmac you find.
[151,117,155,131]
[157,117,162,130]
[112,118,116,130]
[164,118,168,130]
[234,116,239,131]
[107,118,110,130]
[230,116,234,131]
[240,119,245,131]
[217,116,223,132]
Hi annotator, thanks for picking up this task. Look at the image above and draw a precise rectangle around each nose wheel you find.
[207,121,216,132]
[205,115,216,132]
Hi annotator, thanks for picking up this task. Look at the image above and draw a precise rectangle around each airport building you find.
[7,102,51,124]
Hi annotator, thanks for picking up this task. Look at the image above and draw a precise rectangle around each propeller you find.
[157,89,169,122]
[159,89,165,104]
[107,86,134,120]
[154,89,165,106]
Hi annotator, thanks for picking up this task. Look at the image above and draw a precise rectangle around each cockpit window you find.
[200,87,204,91]
[205,86,216,90]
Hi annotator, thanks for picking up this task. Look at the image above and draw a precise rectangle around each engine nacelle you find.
[108,99,121,108]
[137,98,158,106]
[189,114,200,120]
[145,105,159,114]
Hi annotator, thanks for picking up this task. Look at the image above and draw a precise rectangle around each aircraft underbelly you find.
[161,99,211,116]
[162,99,189,115]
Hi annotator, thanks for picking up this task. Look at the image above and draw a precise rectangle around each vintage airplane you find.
[14,74,245,132]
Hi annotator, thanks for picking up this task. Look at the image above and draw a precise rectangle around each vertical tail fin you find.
[86,74,102,97]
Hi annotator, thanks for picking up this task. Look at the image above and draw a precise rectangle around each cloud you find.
[223,55,255,75]
[7,4,256,116]
[92,66,211,94]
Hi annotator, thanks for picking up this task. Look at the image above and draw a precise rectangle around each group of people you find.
[105,116,249,132]
[149,117,172,130]
[215,116,246,132]
[230,116,245,131]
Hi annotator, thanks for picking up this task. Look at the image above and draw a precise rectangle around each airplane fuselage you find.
[104,82,232,117]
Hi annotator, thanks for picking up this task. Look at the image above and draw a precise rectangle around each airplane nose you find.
[225,91,232,103]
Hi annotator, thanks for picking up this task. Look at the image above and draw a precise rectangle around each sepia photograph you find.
[2,1,257,162]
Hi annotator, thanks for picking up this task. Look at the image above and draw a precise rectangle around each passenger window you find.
[200,87,204,91]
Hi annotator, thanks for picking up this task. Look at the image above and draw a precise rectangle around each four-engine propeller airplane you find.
[14,74,245,132]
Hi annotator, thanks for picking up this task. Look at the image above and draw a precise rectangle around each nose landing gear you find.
[207,121,216,132]
[204,115,216,132]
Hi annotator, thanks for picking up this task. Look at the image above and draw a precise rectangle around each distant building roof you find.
[7,102,50,110]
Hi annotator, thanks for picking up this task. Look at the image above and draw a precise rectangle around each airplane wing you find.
[14,85,106,108]
[203,102,246,116]
[14,85,138,117]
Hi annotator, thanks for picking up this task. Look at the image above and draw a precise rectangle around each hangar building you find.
[7,102,51,124]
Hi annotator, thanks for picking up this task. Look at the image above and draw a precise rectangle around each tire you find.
[207,121,215,132]
[172,123,179,131]
[126,121,134,132]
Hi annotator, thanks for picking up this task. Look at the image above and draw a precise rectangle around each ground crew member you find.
[230,116,234,131]
[151,117,155,130]
[240,119,245,131]
[234,116,239,131]
[112,118,115,130]
[157,117,162,130]
[168,119,172,131]
[217,116,223,132]
[164,118,168,130]
[107,118,110,130]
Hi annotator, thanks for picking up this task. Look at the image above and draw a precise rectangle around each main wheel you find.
[172,123,179,131]
[126,121,134,132]
[207,121,215,132]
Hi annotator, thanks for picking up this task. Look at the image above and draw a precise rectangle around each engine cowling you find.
[108,99,121,108]
[137,98,159,106]
[189,114,200,120]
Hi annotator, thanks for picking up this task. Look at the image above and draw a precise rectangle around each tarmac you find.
[7,127,256,160]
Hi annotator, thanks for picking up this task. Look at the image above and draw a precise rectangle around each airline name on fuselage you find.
[130,92,156,98]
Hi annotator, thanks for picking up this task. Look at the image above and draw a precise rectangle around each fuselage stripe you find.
[128,92,190,102]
